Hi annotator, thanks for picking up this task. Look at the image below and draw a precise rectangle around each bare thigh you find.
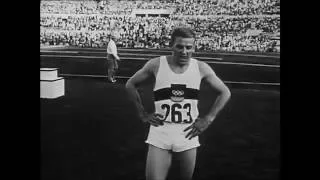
[146,144,172,180]
[175,148,197,180]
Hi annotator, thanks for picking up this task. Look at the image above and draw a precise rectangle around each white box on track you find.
[40,77,65,99]
[40,68,58,81]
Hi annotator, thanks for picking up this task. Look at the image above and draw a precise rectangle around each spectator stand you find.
[40,0,280,52]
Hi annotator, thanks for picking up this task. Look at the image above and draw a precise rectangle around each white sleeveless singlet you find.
[145,56,202,152]
[153,56,201,124]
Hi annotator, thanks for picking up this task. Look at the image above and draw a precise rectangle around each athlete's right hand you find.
[140,113,164,127]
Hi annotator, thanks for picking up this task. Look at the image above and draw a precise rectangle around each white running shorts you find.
[145,122,200,152]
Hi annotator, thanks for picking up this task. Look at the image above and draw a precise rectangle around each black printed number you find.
[183,103,193,123]
[171,104,182,123]
[161,104,170,121]
[161,103,193,123]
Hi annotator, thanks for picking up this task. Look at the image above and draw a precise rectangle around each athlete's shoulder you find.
[144,56,161,69]
[142,56,162,76]
[148,56,161,64]
[196,59,216,78]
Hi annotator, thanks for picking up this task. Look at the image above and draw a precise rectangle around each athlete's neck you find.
[167,56,190,74]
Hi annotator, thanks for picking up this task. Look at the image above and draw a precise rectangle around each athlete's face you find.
[171,37,195,65]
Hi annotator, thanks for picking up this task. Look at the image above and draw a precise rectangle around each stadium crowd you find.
[40,0,279,16]
[40,0,280,52]
[173,0,279,16]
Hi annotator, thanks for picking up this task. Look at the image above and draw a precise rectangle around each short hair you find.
[169,27,196,47]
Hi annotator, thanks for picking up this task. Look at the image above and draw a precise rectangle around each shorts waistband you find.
[161,121,193,126]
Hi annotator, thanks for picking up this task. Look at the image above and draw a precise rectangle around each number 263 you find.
[161,103,193,123]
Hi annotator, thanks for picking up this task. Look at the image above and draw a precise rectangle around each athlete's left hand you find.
[184,117,213,140]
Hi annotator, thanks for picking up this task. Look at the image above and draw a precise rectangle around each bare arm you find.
[185,61,231,139]
[125,58,164,126]
[113,53,120,61]
[125,59,156,117]
[199,61,231,122]
[109,40,120,60]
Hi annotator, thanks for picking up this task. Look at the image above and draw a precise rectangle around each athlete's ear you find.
[169,37,175,48]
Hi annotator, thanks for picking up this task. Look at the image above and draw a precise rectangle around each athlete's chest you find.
[167,64,189,74]
[155,58,200,90]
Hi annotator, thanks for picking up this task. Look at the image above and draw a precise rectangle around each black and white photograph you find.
[40,0,280,180]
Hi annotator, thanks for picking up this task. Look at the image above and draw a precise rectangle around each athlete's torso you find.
[153,56,201,124]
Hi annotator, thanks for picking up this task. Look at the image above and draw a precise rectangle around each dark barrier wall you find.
[40,48,280,84]
[117,48,280,65]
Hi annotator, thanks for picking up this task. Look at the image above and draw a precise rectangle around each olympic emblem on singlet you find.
[170,84,186,102]
[154,84,198,124]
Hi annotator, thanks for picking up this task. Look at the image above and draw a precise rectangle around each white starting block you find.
[40,68,65,99]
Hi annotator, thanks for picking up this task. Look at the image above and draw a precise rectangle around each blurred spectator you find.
[40,0,280,16]
[40,0,280,52]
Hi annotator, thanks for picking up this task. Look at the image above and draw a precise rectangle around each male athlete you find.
[125,27,231,180]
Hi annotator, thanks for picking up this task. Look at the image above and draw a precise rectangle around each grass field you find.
[41,47,280,180]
